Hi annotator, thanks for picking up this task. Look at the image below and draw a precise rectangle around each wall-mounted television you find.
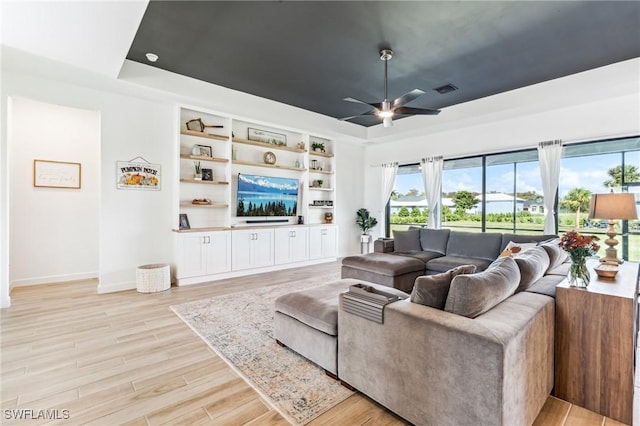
[236,173,299,217]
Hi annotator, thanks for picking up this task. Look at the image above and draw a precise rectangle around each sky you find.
[395,152,635,199]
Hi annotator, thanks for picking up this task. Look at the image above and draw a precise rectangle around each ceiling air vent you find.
[433,83,458,94]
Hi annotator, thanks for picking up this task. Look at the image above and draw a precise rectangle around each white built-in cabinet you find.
[173,105,338,286]
[309,226,337,260]
[274,226,309,265]
[231,228,274,271]
[176,231,231,279]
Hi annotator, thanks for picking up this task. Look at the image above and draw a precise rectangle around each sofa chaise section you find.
[341,252,425,292]
[338,290,555,426]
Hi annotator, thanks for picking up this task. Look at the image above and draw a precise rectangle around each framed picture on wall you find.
[33,159,81,189]
[179,214,190,230]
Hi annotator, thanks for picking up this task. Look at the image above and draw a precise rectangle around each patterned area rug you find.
[170,273,353,425]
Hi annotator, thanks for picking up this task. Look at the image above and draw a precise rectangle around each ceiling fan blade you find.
[339,108,381,121]
[391,89,426,109]
[343,97,382,109]
[393,106,441,116]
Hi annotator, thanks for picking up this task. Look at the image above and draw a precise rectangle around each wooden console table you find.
[554,259,638,425]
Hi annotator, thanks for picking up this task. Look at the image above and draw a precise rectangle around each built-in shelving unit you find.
[174,105,338,287]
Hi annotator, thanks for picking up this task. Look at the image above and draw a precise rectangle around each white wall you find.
[9,97,100,286]
[363,93,640,239]
[1,70,175,295]
[335,140,365,256]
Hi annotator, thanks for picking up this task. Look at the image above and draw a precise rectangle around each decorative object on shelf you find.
[311,200,333,206]
[324,212,333,224]
[263,151,277,165]
[179,213,190,230]
[311,142,326,152]
[248,127,287,146]
[297,141,305,150]
[192,198,212,205]
[594,262,619,279]
[311,159,318,170]
[193,161,202,180]
[185,117,223,132]
[33,159,81,189]
[559,230,600,288]
[297,215,304,225]
[317,179,324,188]
[588,190,638,264]
[202,168,213,181]
[116,156,161,190]
[356,208,378,254]
[191,144,212,157]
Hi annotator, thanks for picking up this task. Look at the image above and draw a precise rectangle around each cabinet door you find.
[321,226,337,258]
[290,227,309,262]
[177,233,207,278]
[252,229,274,268]
[308,227,324,260]
[206,231,231,274]
[274,228,293,265]
[231,230,254,271]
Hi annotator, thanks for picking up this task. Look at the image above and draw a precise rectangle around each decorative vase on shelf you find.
[568,254,590,288]
[194,173,202,181]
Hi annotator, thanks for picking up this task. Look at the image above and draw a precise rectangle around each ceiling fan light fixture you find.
[382,116,393,128]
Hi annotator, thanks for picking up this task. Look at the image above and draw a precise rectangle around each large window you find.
[387,136,640,260]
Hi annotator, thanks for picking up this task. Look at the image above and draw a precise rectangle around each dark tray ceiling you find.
[127,1,640,127]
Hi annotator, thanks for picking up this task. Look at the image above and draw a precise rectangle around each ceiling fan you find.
[341,48,440,128]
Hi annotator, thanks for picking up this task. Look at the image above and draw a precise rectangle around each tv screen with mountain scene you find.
[236,173,299,217]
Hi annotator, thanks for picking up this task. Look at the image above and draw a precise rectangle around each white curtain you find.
[538,140,562,235]
[421,156,444,229]
[381,162,399,210]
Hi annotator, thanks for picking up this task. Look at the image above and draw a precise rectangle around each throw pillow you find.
[410,265,476,309]
[539,238,569,271]
[499,240,538,257]
[444,256,520,318]
[393,228,421,252]
[513,246,550,292]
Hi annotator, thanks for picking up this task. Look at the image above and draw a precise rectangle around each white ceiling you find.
[1,0,638,145]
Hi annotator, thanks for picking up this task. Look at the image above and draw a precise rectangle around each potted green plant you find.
[356,208,378,253]
[317,179,324,188]
[311,142,325,153]
[193,161,202,180]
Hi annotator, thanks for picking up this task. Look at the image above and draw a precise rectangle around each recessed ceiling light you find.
[145,53,159,63]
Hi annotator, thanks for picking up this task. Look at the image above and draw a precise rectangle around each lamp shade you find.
[588,193,638,220]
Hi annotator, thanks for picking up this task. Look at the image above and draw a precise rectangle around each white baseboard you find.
[176,257,337,287]
[10,271,98,287]
[97,280,137,294]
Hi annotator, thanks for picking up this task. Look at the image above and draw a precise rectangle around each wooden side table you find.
[554,259,638,425]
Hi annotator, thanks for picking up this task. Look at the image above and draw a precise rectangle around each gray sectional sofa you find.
[341,227,556,291]
[338,236,572,426]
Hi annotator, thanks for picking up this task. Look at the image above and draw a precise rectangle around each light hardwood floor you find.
[0,261,628,425]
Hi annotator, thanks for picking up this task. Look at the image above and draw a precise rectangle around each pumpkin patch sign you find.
[116,158,161,190]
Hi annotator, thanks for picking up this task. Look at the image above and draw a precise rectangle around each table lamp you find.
[588,191,638,263]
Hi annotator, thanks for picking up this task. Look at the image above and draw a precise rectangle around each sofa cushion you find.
[546,261,570,277]
[419,228,451,255]
[426,255,493,274]
[539,239,569,271]
[342,253,425,276]
[513,246,550,292]
[499,240,538,257]
[446,231,502,261]
[500,233,557,251]
[525,274,565,298]
[396,250,444,263]
[393,229,421,252]
[410,264,476,309]
[444,256,520,318]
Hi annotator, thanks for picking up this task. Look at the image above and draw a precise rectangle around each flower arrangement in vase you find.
[559,230,600,287]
